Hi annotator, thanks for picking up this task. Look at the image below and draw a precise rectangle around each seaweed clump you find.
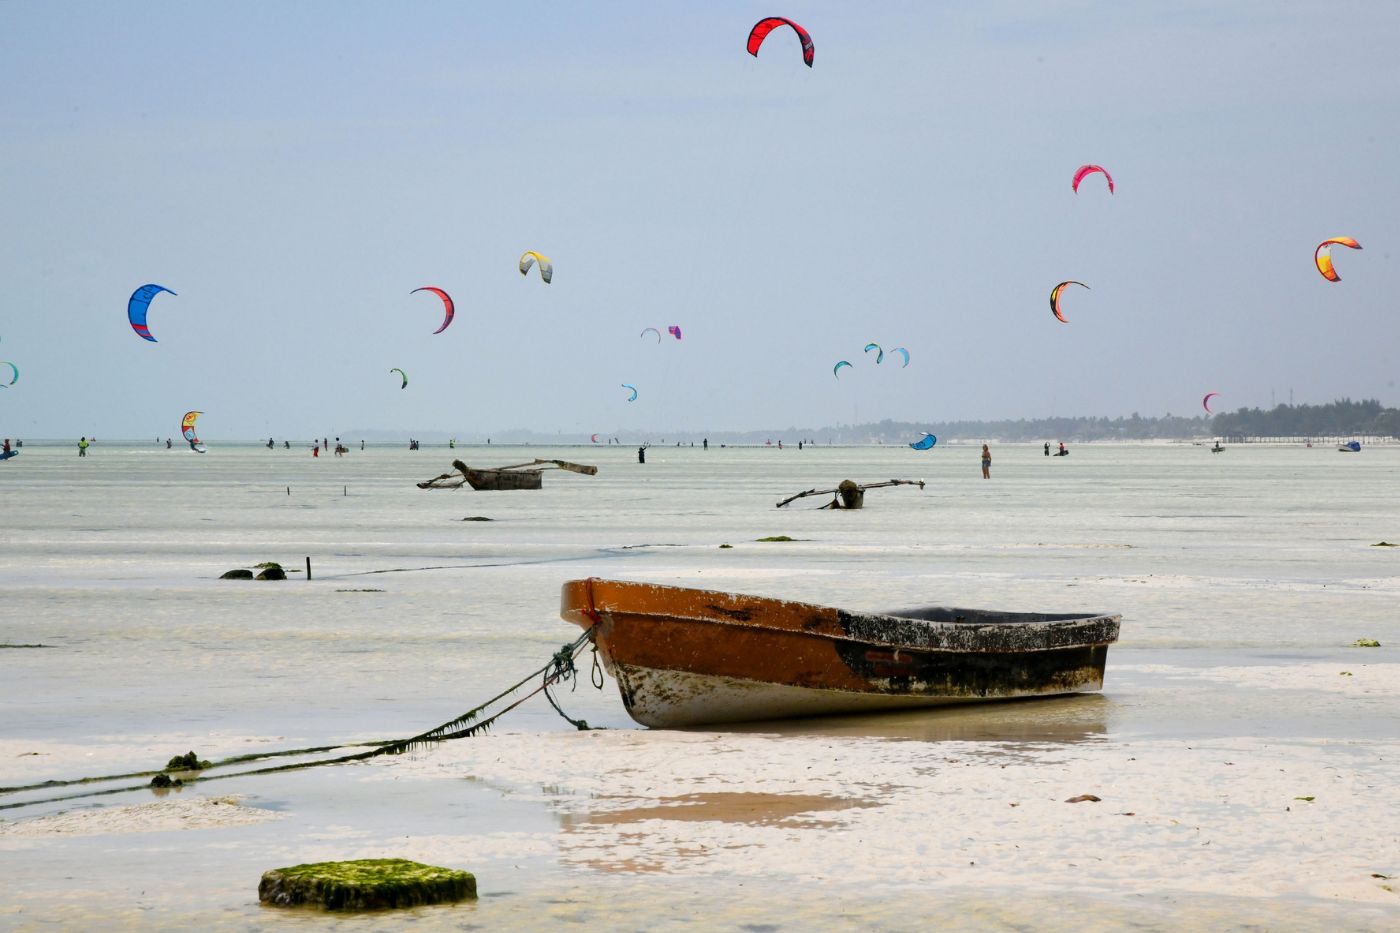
[755,535,796,543]
[258,859,477,910]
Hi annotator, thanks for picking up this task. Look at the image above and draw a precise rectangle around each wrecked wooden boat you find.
[560,578,1120,728]
[776,478,924,509]
[417,458,597,491]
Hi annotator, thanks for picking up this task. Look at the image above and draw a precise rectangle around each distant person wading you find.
[78,436,89,457]
[981,444,991,479]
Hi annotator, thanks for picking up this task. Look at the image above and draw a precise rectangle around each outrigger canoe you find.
[560,578,1120,728]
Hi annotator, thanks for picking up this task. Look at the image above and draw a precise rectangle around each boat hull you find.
[465,468,542,490]
[560,579,1119,728]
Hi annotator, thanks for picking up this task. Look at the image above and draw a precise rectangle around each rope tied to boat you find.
[1,626,603,813]
[542,636,597,731]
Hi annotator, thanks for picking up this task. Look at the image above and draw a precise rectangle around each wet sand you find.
[2,443,1398,929]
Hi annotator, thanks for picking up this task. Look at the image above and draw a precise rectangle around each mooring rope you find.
[0,628,599,813]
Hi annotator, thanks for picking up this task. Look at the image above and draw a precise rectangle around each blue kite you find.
[128,284,176,342]
[909,433,937,450]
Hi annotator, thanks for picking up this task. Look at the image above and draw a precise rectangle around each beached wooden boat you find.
[417,458,596,491]
[560,578,1121,728]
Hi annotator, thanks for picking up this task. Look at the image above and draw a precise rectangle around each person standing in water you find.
[1044,442,1050,456]
[78,436,89,457]
[980,444,991,479]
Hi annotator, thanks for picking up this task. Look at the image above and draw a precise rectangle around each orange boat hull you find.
[560,578,1120,728]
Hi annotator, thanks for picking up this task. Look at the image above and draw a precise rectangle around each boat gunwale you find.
[561,578,1120,655]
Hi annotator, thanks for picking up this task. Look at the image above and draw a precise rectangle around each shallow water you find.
[2,441,1398,929]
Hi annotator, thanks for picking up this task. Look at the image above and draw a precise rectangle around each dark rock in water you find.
[166,751,212,771]
[220,569,254,580]
[253,561,284,569]
[259,859,477,910]
[257,567,287,580]
[461,516,494,521]
[150,773,183,788]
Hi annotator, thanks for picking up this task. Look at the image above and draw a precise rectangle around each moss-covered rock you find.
[755,535,795,542]
[150,773,183,788]
[220,569,254,580]
[166,751,212,771]
[253,562,284,570]
[256,566,287,580]
[258,859,476,910]
[1352,638,1382,648]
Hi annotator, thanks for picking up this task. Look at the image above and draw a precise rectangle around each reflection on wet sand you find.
[711,692,1109,744]
[572,792,878,828]
[561,792,880,873]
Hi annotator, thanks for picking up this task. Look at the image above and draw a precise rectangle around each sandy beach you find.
[2,442,1398,930]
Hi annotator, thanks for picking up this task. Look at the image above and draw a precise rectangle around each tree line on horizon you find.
[759,399,1400,443]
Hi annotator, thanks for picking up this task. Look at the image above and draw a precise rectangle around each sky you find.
[2,1,1398,440]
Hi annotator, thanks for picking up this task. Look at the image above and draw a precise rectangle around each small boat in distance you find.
[1339,441,1361,452]
[560,578,1120,728]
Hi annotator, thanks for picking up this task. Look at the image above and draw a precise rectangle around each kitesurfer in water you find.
[313,444,319,458]
[166,438,172,449]
[2,439,9,455]
[78,436,89,457]
[981,444,991,479]
[1058,441,1067,456]
[1044,442,1050,456]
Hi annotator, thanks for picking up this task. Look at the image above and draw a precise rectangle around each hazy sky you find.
[2,1,1398,439]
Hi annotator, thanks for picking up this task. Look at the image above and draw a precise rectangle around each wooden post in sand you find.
[305,556,311,581]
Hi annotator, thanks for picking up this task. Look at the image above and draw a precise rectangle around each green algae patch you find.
[755,535,797,542]
[259,859,476,910]
[719,543,733,549]
[1352,638,1382,648]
